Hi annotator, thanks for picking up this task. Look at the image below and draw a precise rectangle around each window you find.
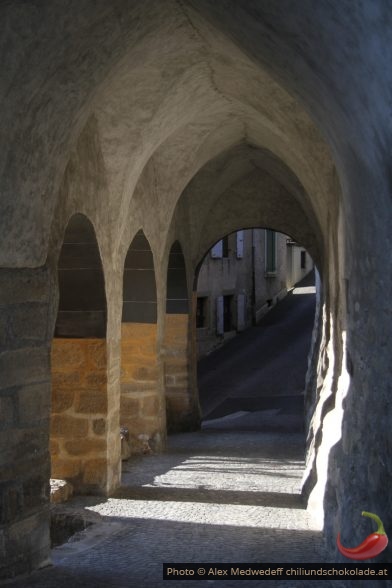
[301,250,306,269]
[196,297,207,328]
[223,295,233,332]
[265,229,277,274]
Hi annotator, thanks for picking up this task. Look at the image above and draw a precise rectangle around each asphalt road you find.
[198,271,316,431]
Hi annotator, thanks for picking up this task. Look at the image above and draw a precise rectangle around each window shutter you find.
[210,240,223,258]
[216,296,224,335]
[236,231,244,258]
[265,229,277,273]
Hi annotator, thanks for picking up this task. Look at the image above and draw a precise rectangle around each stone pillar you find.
[0,267,52,579]
[163,314,199,431]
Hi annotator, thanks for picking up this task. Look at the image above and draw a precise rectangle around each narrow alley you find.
[199,271,316,427]
[4,274,351,588]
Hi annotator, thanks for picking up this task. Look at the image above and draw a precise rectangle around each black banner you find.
[163,563,392,580]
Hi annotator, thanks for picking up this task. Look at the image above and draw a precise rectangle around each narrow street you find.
[5,273,349,588]
[199,271,316,430]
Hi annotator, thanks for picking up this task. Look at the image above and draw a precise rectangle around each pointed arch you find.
[163,241,199,432]
[166,241,189,314]
[123,230,157,323]
[51,213,109,494]
[121,231,162,454]
[55,213,107,336]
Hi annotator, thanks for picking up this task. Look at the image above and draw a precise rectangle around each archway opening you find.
[163,241,199,432]
[167,137,329,521]
[195,228,318,438]
[120,230,161,455]
[50,213,108,495]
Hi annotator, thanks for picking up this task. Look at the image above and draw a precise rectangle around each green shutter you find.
[266,229,276,273]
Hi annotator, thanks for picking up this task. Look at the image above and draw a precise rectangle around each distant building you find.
[285,236,313,289]
[196,229,313,356]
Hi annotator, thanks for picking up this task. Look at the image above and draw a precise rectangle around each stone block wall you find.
[50,338,108,493]
[0,268,52,579]
[163,314,199,432]
[120,323,161,453]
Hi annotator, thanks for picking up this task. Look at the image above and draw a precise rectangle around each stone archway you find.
[169,142,331,517]
[50,213,109,494]
[120,230,162,454]
[1,1,392,578]
[163,241,200,432]
[193,225,319,416]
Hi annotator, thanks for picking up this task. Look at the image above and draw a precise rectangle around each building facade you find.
[197,229,313,356]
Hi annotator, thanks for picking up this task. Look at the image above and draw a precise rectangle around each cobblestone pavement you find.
[4,273,373,587]
[5,425,360,588]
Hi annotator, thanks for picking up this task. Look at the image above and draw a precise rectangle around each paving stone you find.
[5,422,356,587]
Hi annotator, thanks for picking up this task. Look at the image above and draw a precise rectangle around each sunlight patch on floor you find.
[122,454,304,494]
[292,286,316,295]
[84,499,311,530]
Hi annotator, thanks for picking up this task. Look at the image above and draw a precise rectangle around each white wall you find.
[286,243,313,289]
[196,229,289,356]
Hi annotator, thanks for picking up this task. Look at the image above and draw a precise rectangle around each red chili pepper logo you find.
[337,511,388,560]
